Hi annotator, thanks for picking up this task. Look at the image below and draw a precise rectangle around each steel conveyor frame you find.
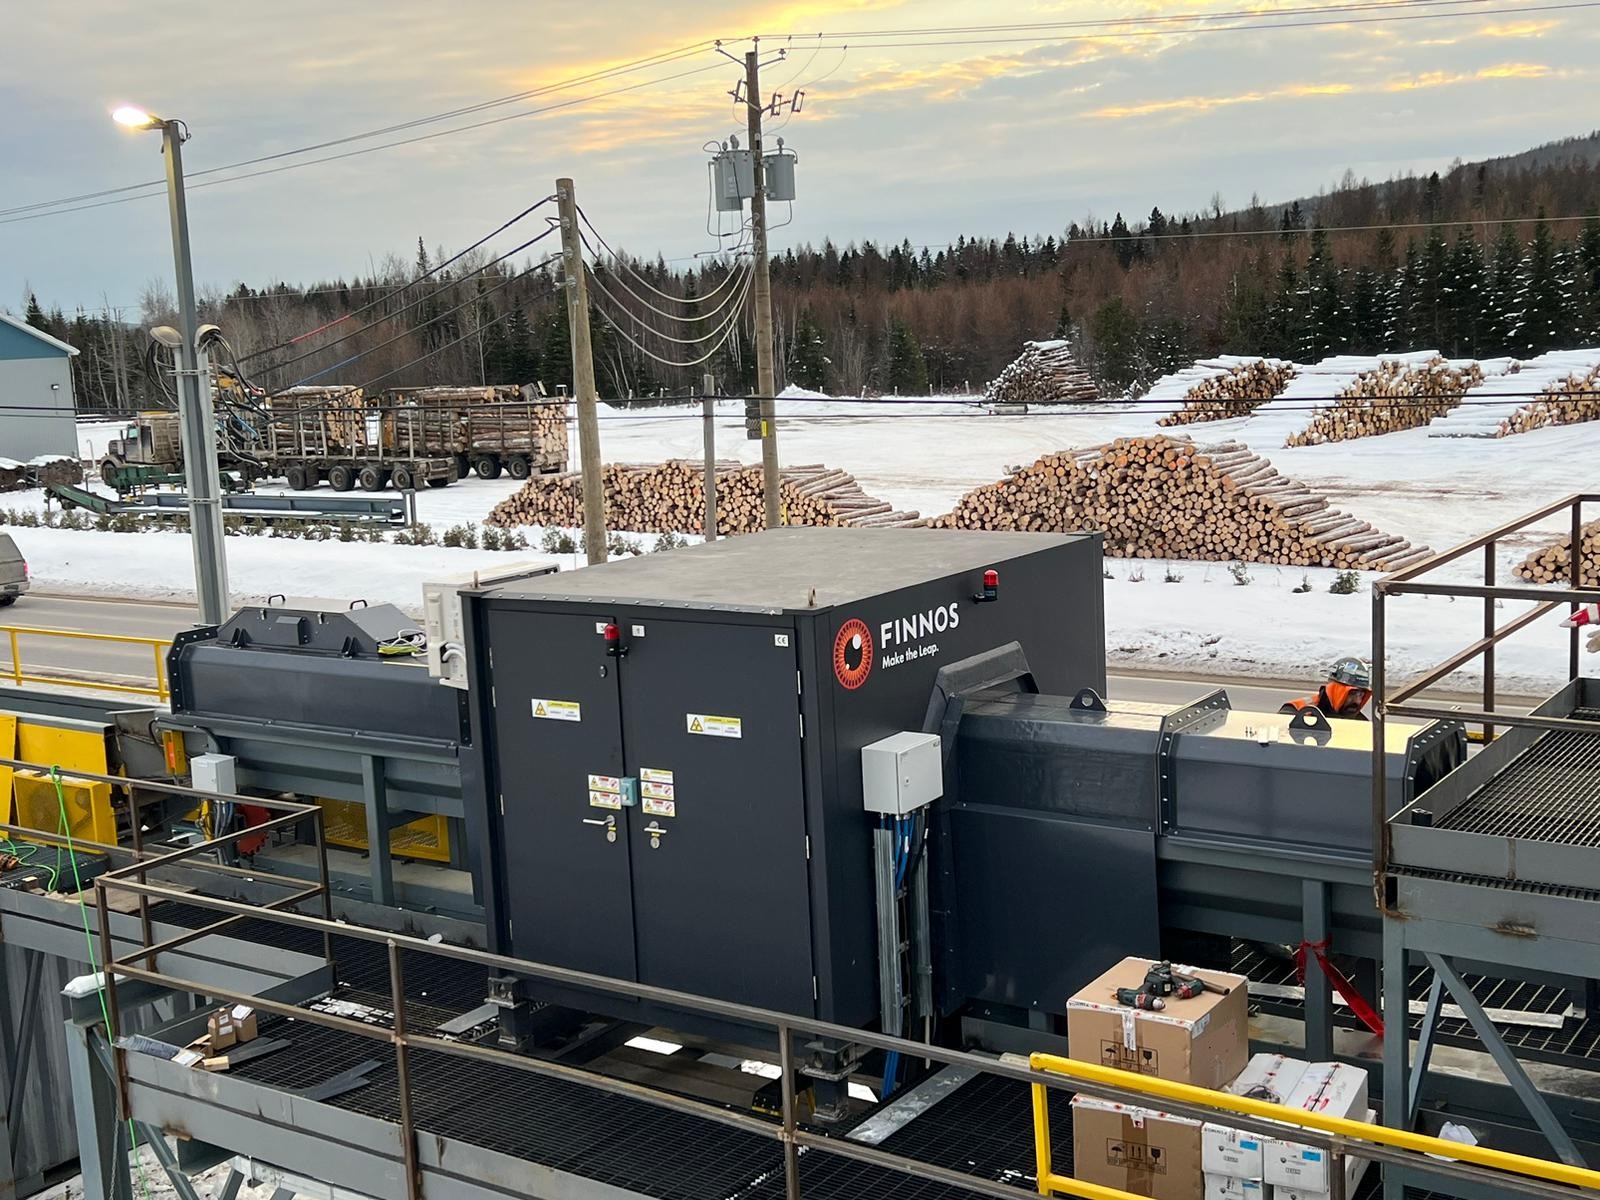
[1374,493,1600,1199]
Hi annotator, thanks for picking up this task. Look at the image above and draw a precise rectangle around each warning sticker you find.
[531,699,581,722]
[641,780,674,801]
[588,774,621,793]
[589,791,623,809]
[643,797,677,818]
[640,767,674,784]
[686,713,742,739]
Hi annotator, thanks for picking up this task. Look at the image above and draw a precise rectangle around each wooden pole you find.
[556,177,606,564]
[745,50,780,530]
[702,372,717,540]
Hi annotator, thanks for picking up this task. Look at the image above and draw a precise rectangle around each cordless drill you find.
[1144,960,1231,1001]
[1113,987,1165,1010]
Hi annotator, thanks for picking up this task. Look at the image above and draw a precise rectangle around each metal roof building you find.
[0,312,78,461]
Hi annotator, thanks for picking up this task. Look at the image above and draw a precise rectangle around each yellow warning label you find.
[589,791,623,809]
[643,797,677,818]
[531,699,581,722]
[641,780,674,801]
[588,774,621,793]
[641,767,674,784]
[686,713,741,739]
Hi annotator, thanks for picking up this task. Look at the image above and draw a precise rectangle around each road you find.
[0,594,1543,714]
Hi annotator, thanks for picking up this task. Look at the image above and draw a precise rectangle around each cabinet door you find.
[487,609,636,983]
[620,619,814,1016]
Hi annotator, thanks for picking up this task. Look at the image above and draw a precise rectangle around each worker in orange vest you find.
[1281,656,1372,721]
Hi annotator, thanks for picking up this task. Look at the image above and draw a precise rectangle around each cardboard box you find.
[1203,1054,1311,1178]
[1264,1067,1371,1193]
[206,1004,259,1052]
[1072,1094,1204,1200]
[1068,957,1250,1090]
[1274,1123,1373,1200]
[1204,1174,1270,1200]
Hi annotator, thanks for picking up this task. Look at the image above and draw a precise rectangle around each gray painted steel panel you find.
[0,358,76,459]
[5,943,83,1184]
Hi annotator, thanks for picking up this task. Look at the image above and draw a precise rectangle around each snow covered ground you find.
[46,388,1600,690]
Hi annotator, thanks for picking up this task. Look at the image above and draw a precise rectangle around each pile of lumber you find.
[383,384,568,468]
[1286,356,1484,446]
[984,340,1098,405]
[1158,358,1297,426]
[266,386,366,452]
[1513,520,1600,586]
[927,435,1429,570]
[0,456,82,492]
[1495,365,1600,437]
[487,460,920,534]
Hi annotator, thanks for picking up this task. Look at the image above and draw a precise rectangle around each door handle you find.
[582,814,618,843]
[645,820,666,849]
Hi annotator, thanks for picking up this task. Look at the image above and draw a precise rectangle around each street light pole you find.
[118,107,230,625]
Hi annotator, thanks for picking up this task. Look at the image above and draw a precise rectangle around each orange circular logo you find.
[833,619,873,690]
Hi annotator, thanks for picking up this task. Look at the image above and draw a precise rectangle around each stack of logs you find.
[1513,520,1600,586]
[984,340,1099,405]
[1285,357,1484,446]
[1496,366,1600,436]
[928,435,1429,570]
[267,386,366,448]
[0,457,82,492]
[1158,359,1297,425]
[487,460,921,535]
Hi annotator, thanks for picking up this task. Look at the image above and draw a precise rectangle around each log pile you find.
[927,435,1429,570]
[1495,366,1600,437]
[0,457,82,492]
[1158,359,1297,426]
[984,340,1098,405]
[1285,356,1484,446]
[266,386,366,452]
[487,460,921,535]
[383,385,568,469]
[1513,520,1600,586]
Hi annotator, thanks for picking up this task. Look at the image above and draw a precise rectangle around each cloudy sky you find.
[3,0,1593,315]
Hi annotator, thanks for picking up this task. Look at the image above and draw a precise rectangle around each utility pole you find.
[555,178,607,565]
[745,50,781,530]
[702,372,717,541]
[161,121,230,625]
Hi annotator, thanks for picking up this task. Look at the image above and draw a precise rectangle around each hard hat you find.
[1328,656,1371,689]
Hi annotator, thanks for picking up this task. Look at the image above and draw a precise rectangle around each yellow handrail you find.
[1029,1050,1600,1195]
[0,624,171,702]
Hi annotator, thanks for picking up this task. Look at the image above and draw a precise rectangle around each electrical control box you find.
[424,561,562,688]
[190,753,238,796]
[462,527,1107,1032]
[861,732,942,815]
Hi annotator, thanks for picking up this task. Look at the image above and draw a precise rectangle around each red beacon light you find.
[974,569,999,603]
[603,622,625,657]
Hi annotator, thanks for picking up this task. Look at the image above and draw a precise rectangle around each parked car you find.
[0,533,29,606]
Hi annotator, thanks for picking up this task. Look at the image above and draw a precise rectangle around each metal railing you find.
[58,777,1598,1200]
[1028,1051,1600,1198]
[1371,492,1600,898]
[0,623,172,701]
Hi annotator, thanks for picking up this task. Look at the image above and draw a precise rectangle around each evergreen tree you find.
[1088,298,1142,393]
[1578,211,1600,341]
[884,319,929,394]
[1482,226,1523,355]
[1446,229,1486,358]
[505,307,538,384]
[1267,252,1303,360]
[1347,268,1383,354]
[787,308,828,389]
[1407,227,1450,351]
[1110,214,1138,270]
[24,294,47,330]
[540,302,573,392]
[1396,240,1422,350]
[1519,211,1564,355]
[1219,261,1271,353]
[1300,228,1348,360]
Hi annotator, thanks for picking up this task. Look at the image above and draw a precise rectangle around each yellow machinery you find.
[316,797,451,865]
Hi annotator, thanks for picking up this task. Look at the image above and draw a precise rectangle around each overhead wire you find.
[287,250,559,388]
[256,225,557,378]
[581,237,752,326]
[588,275,755,368]
[577,207,751,308]
[240,197,554,364]
[0,41,719,220]
[584,263,752,348]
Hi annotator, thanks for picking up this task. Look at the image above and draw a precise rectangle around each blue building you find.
[0,312,78,461]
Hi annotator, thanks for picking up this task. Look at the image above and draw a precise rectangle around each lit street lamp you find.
[113,105,229,626]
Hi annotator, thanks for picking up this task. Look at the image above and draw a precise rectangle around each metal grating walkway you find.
[1440,710,1600,845]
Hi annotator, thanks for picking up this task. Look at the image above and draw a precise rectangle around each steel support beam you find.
[135,1122,206,1200]
[1409,973,1446,1125]
[360,755,394,908]
[64,1016,131,1200]
[1302,880,1333,1062]
[1382,925,1408,1200]
[1425,952,1586,1168]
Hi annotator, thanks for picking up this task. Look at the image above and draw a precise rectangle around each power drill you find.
[1144,961,1231,1001]
[1113,987,1165,1010]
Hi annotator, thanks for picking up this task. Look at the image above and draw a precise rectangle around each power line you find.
[578,206,751,310]
[0,41,719,221]
[588,278,755,368]
[0,60,731,228]
[584,262,752,347]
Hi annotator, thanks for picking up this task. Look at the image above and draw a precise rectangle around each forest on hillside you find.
[19,133,1600,409]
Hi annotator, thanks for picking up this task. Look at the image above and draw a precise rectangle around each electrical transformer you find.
[711,148,753,212]
[460,528,1106,1029]
[764,150,797,202]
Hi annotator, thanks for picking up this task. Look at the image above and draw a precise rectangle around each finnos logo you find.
[833,619,873,690]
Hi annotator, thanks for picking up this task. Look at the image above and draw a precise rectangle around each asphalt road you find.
[0,594,1542,715]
